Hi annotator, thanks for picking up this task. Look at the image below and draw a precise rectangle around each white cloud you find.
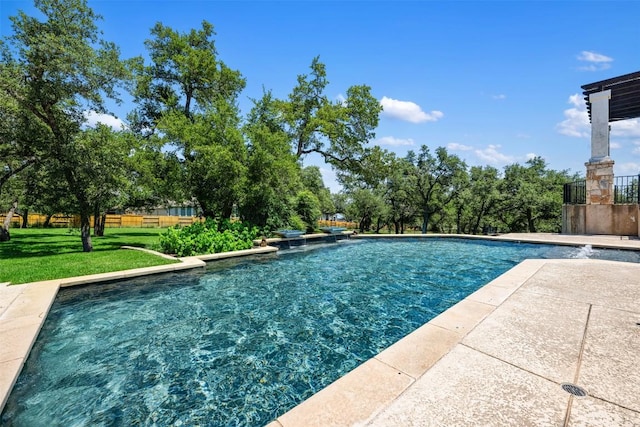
[84,110,126,130]
[611,119,640,138]
[616,162,640,174]
[516,133,531,139]
[610,142,621,149]
[577,51,613,63]
[556,94,590,138]
[578,64,606,72]
[568,94,583,107]
[557,94,640,140]
[336,94,347,105]
[492,94,506,100]
[577,50,613,71]
[380,96,443,123]
[474,144,515,165]
[377,136,415,147]
[447,143,535,167]
[447,142,473,151]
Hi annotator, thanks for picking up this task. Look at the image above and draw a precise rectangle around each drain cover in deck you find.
[561,383,588,397]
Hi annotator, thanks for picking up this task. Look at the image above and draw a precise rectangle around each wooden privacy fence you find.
[0,213,201,228]
[0,215,357,229]
[317,220,357,229]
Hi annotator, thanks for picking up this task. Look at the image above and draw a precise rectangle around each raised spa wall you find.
[253,232,351,249]
[562,204,639,236]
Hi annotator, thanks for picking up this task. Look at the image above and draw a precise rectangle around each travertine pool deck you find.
[1,234,640,425]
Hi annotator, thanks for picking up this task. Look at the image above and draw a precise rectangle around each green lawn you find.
[0,228,177,285]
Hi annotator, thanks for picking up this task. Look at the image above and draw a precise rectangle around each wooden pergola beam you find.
[582,71,640,122]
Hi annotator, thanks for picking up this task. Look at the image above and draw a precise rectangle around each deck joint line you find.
[562,303,593,427]
[459,344,559,385]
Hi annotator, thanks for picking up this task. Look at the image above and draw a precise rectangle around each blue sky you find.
[2,0,640,192]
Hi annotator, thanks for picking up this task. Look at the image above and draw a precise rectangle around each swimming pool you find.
[2,238,639,426]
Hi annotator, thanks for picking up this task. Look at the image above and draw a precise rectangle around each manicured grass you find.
[0,228,178,285]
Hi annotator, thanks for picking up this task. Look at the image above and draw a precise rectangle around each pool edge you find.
[269,258,549,427]
[0,246,284,415]
[0,280,61,412]
[2,234,640,420]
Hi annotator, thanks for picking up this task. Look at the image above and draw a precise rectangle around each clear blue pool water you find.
[2,238,639,426]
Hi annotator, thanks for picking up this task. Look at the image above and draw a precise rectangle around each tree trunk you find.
[94,213,106,237]
[421,211,429,234]
[201,207,216,219]
[80,213,93,252]
[77,200,94,252]
[375,218,383,234]
[43,213,53,228]
[359,215,371,232]
[472,201,487,235]
[93,205,106,237]
[1,200,18,242]
[221,201,235,220]
[21,209,29,228]
[526,208,536,233]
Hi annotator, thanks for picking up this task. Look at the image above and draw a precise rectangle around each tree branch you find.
[0,157,36,190]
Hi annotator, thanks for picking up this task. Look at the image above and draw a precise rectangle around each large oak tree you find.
[283,57,382,171]
[0,0,128,251]
[131,21,247,219]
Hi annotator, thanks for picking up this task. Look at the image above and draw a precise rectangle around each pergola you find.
[563,71,640,236]
[582,70,640,122]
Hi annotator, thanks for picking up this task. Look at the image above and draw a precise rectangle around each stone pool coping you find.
[1,234,639,424]
[353,231,640,250]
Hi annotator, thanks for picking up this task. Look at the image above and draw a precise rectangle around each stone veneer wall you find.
[585,160,615,205]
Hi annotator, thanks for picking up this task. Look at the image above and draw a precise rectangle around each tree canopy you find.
[283,57,382,169]
[1,0,129,250]
[0,0,578,250]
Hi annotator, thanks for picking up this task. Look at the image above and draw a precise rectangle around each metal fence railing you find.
[563,175,640,205]
[614,175,640,204]
[563,180,586,204]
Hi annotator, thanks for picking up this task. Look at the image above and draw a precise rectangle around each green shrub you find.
[295,190,321,233]
[287,215,307,233]
[158,218,259,257]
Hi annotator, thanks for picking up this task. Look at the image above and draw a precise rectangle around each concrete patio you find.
[1,235,639,426]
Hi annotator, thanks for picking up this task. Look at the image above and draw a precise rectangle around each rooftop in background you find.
[582,70,640,122]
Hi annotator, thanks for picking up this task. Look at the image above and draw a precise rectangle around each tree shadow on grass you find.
[0,229,162,259]
[1,234,79,259]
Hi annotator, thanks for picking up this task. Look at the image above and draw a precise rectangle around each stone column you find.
[585,159,615,205]
[585,89,614,205]
[589,89,612,162]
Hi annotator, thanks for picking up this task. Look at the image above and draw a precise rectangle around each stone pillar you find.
[585,159,615,205]
[589,89,612,162]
